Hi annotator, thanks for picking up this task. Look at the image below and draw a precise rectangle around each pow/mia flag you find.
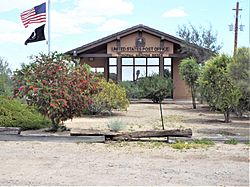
[25,24,46,45]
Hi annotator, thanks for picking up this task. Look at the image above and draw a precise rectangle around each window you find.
[91,67,104,73]
[164,58,172,78]
[109,58,117,81]
[121,57,160,81]
[122,66,133,81]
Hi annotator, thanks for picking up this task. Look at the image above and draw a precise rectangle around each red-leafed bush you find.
[13,52,98,130]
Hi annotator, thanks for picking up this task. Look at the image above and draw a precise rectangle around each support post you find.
[159,101,164,130]
[233,1,242,56]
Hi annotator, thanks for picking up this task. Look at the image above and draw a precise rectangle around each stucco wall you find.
[107,31,173,57]
[172,58,191,99]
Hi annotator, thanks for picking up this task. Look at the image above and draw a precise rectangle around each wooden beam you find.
[70,128,192,141]
[79,53,112,58]
[113,129,192,140]
[0,127,21,135]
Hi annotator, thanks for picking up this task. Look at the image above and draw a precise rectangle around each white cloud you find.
[97,19,129,32]
[162,8,188,18]
[50,0,134,35]
[0,0,134,43]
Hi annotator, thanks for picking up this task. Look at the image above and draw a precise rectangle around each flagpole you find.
[47,0,51,54]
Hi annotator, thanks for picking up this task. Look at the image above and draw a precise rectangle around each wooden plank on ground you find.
[0,127,21,135]
[112,129,192,141]
[70,128,118,136]
[70,128,192,141]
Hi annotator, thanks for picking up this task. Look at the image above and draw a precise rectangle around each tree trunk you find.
[224,109,230,123]
[191,86,196,109]
[51,118,59,131]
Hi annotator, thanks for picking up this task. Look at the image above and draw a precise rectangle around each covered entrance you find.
[66,24,191,100]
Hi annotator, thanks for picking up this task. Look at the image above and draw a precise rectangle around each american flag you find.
[20,2,46,28]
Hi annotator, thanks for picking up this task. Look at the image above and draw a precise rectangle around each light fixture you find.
[89,57,94,62]
[73,50,77,57]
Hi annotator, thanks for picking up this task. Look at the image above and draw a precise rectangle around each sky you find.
[0,0,249,71]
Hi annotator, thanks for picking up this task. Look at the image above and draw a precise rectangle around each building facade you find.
[66,24,191,99]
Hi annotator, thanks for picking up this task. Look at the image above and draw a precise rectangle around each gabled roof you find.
[65,24,187,56]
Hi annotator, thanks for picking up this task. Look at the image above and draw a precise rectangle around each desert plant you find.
[107,120,125,132]
[12,52,98,131]
[88,79,129,115]
[0,96,51,130]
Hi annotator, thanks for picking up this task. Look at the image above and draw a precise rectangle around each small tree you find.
[199,54,241,123]
[179,57,200,109]
[0,57,12,96]
[228,47,250,116]
[13,52,98,130]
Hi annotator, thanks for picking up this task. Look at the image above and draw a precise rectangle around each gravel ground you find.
[0,141,249,186]
[1,102,249,186]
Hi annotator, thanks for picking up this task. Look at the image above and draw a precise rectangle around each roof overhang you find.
[65,24,187,57]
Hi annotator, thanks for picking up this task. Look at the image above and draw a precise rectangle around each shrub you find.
[199,54,241,123]
[0,96,51,130]
[107,120,125,132]
[12,52,99,130]
[228,47,250,116]
[120,75,173,103]
[119,81,142,99]
[137,74,173,103]
[88,79,129,115]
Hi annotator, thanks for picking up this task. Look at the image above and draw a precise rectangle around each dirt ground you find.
[0,141,249,186]
[64,101,250,138]
[1,101,249,186]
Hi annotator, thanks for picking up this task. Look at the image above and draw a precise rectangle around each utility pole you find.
[232,1,242,55]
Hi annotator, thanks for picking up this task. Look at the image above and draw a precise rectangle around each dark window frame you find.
[121,57,160,81]
[108,57,118,81]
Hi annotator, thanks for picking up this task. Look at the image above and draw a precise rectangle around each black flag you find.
[25,24,46,45]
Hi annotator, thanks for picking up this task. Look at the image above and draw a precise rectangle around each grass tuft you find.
[170,139,215,150]
[224,139,238,145]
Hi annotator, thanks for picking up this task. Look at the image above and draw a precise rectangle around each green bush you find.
[120,75,173,103]
[119,81,142,99]
[0,96,51,130]
[137,74,173,103]
[88,79,129,115]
